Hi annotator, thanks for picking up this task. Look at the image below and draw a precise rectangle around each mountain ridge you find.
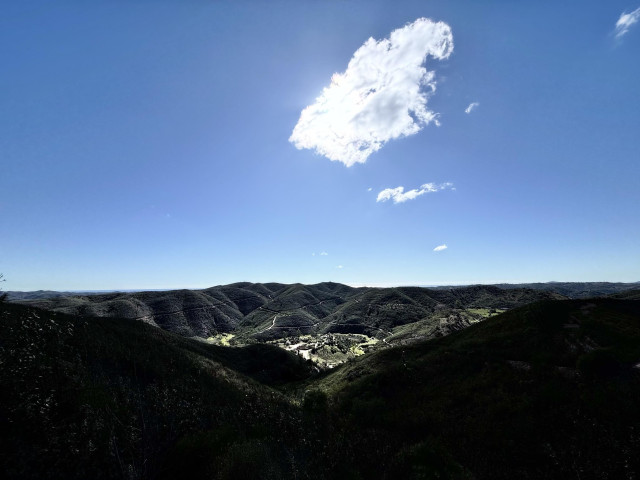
[10,282,565,342]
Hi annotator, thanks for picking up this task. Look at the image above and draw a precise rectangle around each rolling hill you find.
[2,294,639,478]
[311,297,640,478]
[0,301,314,479]
[11,282,565,344]
[491,281,640,298]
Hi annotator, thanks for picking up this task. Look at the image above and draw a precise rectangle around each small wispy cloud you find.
[367,187,372,192]
[320,251,328,256]
[289,17,454,167]
[336,265,344,269]
[433,244,448,252]
[376,182,453,204]
[615,7,640,39]
[465,102,479,114]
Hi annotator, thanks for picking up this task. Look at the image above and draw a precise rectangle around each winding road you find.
[258,315,279,334]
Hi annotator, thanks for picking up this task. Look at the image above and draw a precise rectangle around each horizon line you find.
[6,279,640,293]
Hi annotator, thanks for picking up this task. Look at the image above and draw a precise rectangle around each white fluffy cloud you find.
[376,182,453,204]
[465,102,479,114]
[615,7,640,39]
[433,244,448,252]
[289,18,454,167]
[320,251,328,256]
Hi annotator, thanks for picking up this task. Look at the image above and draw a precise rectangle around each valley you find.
[2,288,639,479]
[10,282,559,368]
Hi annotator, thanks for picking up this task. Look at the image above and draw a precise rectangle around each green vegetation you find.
[610,288,640,300]
[11,282,566,349]
[2,291,640,478]
[310,298,640,479]
[207,333,235,346]
[465,307,505,317]
[267,333,381,368]
[0,302,315,479]
[10,282,567,370]
[492,281,640,298]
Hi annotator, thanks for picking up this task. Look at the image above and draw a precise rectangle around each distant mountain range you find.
[9,282,568,342]
[489,281,640,298]
[8,281,639,303]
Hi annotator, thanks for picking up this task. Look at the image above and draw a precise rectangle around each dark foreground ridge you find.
[0,302,312,479]
[1,296,640,478]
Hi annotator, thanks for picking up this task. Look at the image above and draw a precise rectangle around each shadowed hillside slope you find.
[312,297,640,479]
[320,285,565,335]
[610,288,640,300]
[0,302,315,480]
[2,297,640,478]
[11,284,287,337]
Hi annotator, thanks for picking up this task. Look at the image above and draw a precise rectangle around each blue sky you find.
[1,1,639,291]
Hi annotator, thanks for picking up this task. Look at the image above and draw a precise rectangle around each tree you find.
[0,273,6,302]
